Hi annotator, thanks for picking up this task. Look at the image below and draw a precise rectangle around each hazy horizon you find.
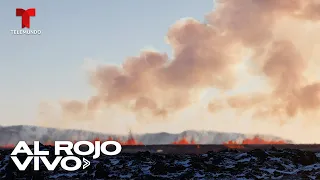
[2,1,320,144]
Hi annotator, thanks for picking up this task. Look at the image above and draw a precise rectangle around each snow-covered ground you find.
[1,146,319,179]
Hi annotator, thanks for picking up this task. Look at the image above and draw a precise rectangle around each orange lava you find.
[0,135,287,149]
[44,140,54,146]
[224,137,286,145]
[223,136,286,149]
[0,144,15,149]
[242,137,286,144]
[223,140,244,149]
[111,136,143,145]
[172,137,196,145]
[0,136,143,148]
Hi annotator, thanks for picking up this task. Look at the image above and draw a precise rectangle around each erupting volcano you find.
[223,136,287,149]
[102,131,144,145]
[172,137,196,145]
[223,136,287,145]
[0,132,289,149]
[0,125,294,148]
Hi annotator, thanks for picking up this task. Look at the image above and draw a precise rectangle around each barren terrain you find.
[1,144,320,179]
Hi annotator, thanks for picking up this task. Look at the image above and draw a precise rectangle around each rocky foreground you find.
[1,146,320,180]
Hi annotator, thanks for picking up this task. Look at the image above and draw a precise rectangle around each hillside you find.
[0,125,293,145]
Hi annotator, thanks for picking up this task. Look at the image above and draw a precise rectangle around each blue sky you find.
[0,1,214,125]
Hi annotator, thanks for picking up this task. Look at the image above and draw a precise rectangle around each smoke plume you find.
[206,0,320,123]
[46,0,320,126]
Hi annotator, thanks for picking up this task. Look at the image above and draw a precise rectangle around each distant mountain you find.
[0,125,293,145]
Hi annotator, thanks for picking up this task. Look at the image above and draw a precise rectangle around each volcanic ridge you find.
[0,125,292,147]
[1,126,320,179]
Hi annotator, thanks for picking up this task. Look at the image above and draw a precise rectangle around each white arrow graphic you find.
[82,157,90,169]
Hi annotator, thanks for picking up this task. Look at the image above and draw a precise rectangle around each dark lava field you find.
[1,145,320,179]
